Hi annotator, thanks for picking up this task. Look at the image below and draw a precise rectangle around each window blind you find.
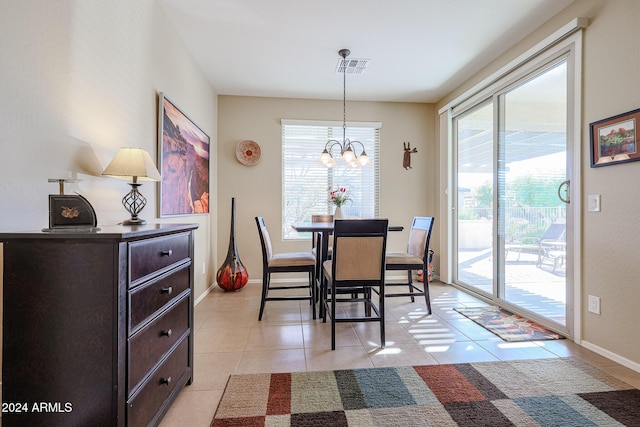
[281,119,381,239]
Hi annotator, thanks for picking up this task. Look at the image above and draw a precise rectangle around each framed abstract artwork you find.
[158,93,210,216]
[590,108,640,167]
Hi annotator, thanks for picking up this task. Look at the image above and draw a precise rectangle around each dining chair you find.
[255,217,317,320]
[385,216,435,313]
[311,214,334,256]
[321,219,388,350]
[310,214,333,295]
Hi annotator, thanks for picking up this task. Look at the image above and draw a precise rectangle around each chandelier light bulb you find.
[342,147,355,162]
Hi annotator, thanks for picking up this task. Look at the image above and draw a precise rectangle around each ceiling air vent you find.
[335,58,369,74]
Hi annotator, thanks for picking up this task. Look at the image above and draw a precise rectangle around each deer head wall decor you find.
[403,142,417,169]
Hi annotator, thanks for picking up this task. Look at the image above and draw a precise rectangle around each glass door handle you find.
[558,180,570,204]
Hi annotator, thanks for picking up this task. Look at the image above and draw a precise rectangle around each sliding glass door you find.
[455,102,494,296]
[454,58,571,330]
[499,62,568,325]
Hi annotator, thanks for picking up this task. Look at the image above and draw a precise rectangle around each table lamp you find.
[102,147,161,225]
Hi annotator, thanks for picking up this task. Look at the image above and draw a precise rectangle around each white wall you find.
[216,96,436,282]
[437,0,640,368]
[0,0,218,299]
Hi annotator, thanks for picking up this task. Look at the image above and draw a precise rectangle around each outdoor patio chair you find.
[537,220,566,271]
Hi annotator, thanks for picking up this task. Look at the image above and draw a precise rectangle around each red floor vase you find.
[216,198,248,291]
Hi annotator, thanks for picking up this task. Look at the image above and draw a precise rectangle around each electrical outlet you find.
[588,295,600,314]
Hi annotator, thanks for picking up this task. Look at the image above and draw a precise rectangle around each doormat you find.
[212,358,639,426]
[453,306,565,342]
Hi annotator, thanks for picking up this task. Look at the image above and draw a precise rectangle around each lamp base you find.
[122,217,147,226]
[121,183,148,226]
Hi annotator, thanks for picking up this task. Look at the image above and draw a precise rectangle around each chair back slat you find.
[407,228,426,257]
[334,237,385,281]
[407,217,434,260]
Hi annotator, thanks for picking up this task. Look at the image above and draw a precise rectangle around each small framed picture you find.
[590,108,640,167]
[48,194,98,229]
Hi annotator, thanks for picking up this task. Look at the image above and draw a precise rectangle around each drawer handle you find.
[161,328,172,337]
[161,249,173,257]
[160,286,173,295]
[160,376,172,386]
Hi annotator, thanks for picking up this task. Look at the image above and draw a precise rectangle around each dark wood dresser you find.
[1,223,198,427]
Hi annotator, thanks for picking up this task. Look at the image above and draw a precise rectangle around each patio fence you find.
[459,206,565,249]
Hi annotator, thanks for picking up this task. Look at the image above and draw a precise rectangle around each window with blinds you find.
[281,119,380,239]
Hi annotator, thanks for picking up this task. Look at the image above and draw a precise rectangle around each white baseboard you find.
[194,282,218,306]
[195,279,265,305]
[581,340,640,374]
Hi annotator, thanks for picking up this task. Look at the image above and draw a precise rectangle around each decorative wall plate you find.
[236,140,261,166]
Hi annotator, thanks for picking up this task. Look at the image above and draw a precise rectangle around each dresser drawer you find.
[128,338,189,427]
[129,265,191,332]
[130,232,191,284]
[129,297,189,393]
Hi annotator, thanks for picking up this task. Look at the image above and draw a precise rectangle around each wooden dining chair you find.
[311,214,334,254]
[310,214,333,292]
[321,219,388,350]
[385,216,435,313]
[255,217,317,320]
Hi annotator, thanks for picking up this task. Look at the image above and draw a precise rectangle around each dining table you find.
[291,221,404,283]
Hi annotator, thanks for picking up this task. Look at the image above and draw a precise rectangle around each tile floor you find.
[159,280,640,426]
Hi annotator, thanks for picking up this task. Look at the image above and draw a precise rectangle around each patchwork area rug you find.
[212,358,639,426]
[453,306,564,342]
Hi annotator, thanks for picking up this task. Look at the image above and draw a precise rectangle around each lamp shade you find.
[102,147,161,181]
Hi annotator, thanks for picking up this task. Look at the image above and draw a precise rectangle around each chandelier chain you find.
[342,62,347,140]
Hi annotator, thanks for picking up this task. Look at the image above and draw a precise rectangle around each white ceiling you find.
[158,0,573,103]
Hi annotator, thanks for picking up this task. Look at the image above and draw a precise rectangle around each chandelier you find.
[318,49,371,168]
